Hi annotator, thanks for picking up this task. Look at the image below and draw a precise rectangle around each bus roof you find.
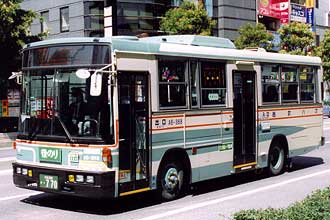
[25,35,322,66]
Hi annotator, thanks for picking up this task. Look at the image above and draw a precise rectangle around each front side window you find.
[262,64,280,104]
[300,66,315,102]
[159,59,187,108]
[200,61,226,106]
[60,7,69,32]
[281,65,298,103]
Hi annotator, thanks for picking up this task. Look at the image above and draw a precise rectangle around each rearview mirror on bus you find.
[76,69,91,79]
[90,72,102,96]
[9,71,22,85]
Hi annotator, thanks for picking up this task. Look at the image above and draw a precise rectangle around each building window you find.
[204,0,213,17]
[200,61,226,106]
[171,0,183,7]
[281,66,298,103]
[84,1,104,32]
[40,11,49,33]
[290,0,305,4]
[158,58,187,108]
[262,64,280,104]
[116,2,164,35]
[300,66,315,102]
[315,35,320,46]
[60,7,69,32]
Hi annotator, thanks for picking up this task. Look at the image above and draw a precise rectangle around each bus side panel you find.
[151,111,234,186]
[258,105,323,167]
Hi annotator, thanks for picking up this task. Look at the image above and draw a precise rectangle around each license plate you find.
[39,174,59,190]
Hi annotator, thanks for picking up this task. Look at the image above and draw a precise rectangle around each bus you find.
[13,35,324,200]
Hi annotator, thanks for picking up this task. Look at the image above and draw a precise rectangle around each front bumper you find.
[12,162,115,198]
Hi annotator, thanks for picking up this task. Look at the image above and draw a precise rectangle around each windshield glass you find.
[23,45,110,67]
[19,68,113,144]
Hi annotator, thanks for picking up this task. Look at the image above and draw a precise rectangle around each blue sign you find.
[306,7,315,32]
[268,31,281,52]
[291,4,306,23]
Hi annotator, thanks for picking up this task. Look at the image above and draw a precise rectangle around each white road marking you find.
[0,157,15,162]
[138,169,330,220]
[326,141,330,144]
[0,169,12,176]
[0,192,41,202]
[0,147,14,151]
[323,127,330,131]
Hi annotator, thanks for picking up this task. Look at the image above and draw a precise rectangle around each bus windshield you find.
[19,46,113,144]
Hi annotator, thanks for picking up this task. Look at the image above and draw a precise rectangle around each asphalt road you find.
[0,119,330,220]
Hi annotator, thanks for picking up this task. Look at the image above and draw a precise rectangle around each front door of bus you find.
[233,70,256,169]
[118,71,150,195]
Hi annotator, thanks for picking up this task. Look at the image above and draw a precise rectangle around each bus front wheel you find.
[158,161,186,201]
[268,142,286,176]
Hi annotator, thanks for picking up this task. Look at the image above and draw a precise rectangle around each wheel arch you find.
[156,148,192,187]
[269,134,289,162]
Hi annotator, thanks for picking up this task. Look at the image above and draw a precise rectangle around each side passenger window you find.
[200,61,226,106]
[158,59,187,108]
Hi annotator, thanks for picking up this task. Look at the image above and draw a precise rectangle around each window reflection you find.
[158,59,187,108]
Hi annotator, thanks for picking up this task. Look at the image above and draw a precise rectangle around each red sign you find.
[259,0,289,24]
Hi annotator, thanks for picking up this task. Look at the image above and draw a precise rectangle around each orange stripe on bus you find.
[260,113,322,121]
[151,115,184,119]
[258,106,322,112]
[152,121,233,131]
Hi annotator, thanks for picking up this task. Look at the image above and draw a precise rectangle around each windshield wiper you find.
[55,115,74,143]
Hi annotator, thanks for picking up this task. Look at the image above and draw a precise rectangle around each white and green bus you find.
[13,35,324,200]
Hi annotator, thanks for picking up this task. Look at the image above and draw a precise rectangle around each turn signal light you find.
[28,170,33,177]
[12,141,16,150]
[68,175,75,183]
[102,148,112,167]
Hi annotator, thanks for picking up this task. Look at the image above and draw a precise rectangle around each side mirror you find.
[75,69,90,79]
[9,72,22,85]
[90,72,102,96]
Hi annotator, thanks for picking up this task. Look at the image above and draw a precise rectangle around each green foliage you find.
[278,22,314,55]
[234,188,330,220]
[320,30,330,82]
[0,0,44,81]
[160,0,215,36]
[234,23,274,50]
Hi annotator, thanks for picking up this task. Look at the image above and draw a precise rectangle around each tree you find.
[160,0,215,36]
[0,0,43,83]
[234,23,274,50]
[277,22,314,55]
[320,30,330,96]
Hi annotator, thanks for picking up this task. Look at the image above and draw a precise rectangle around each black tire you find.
[158,161,186,201]
[268,142,286,176]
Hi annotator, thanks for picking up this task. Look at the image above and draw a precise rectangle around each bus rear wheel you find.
[268,142,286,176]
[158,161,186,201]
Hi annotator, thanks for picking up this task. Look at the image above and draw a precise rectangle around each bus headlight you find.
[16,167,21,174]
[22,168,28,175]
[76,175,84,183]
[86,176,94,184]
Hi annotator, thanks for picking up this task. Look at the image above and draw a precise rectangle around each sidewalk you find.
[0,132,17,148]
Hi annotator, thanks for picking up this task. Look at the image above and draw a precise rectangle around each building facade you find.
[21,0,173,39]
[21,0,256,41]
[21,0,329,43]
[212,0,256,40]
